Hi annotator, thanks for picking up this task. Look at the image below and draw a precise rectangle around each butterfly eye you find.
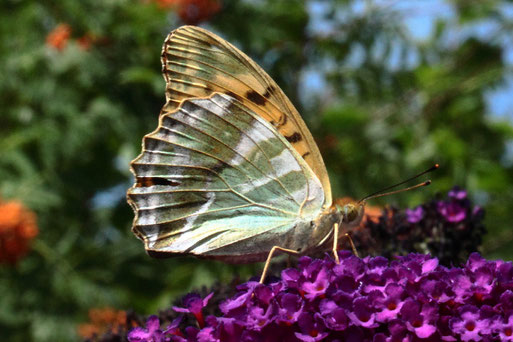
[344,205,357,222]
[342,203,365,226]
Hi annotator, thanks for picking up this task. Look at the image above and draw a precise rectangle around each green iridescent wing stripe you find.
[161,25,332,206]
[127,93,325,261]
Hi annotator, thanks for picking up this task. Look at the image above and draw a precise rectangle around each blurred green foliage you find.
[1,0,512,340]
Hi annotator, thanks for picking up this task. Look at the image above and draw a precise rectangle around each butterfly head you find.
[309,201,365,252]
[339,201,366,229]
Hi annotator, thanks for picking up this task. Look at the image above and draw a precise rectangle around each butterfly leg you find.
[260,246,299,284]
[332,223,360,263]
[332,222,340,264]
[344,233,359,258]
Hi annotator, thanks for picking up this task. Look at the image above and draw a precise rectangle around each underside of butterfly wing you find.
[160,25,332,205]
[127,93,326,262]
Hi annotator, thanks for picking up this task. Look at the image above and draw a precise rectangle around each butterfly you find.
[126,26,365,282]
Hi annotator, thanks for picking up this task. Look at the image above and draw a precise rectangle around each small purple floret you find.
[448,187,467,200]
[128,315,167,342]
[173,292,213,328]
[405,206,424,223]
[438,201,467,223]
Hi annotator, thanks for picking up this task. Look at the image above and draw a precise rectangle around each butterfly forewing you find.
[128,93,325,262]
[161,26,332,205]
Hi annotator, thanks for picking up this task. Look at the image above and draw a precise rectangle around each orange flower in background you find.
[77,308,129,340]
[155,0,221,25]
[77,33,94,51]
[363,202,385,224]
[0,200,38,264]
[46,23,72,50]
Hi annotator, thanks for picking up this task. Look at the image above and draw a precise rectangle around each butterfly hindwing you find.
[127,93,325,262]
[161,25,332,205]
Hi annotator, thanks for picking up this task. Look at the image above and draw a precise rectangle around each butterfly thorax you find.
[304,209,342,253]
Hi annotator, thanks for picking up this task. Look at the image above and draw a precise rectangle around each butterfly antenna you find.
[358,164,439,203]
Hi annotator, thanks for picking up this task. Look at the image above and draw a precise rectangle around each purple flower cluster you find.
[405,187,482,225]
[128,252,513,341]
[353,186,486,266]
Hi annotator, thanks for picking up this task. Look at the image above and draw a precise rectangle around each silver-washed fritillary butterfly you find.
[126,26,366,282]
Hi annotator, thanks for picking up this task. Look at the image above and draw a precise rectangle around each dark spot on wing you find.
[210,161,227,174]
[263,85,276,99]
[285,132,302,143]
[277,115,287,127]
[136,177,181,187]
[225,90,239,100]
[246,90,267,106]
[301,152,311,159]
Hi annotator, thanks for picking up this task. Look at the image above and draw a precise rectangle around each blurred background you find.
[1,0,513,340]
